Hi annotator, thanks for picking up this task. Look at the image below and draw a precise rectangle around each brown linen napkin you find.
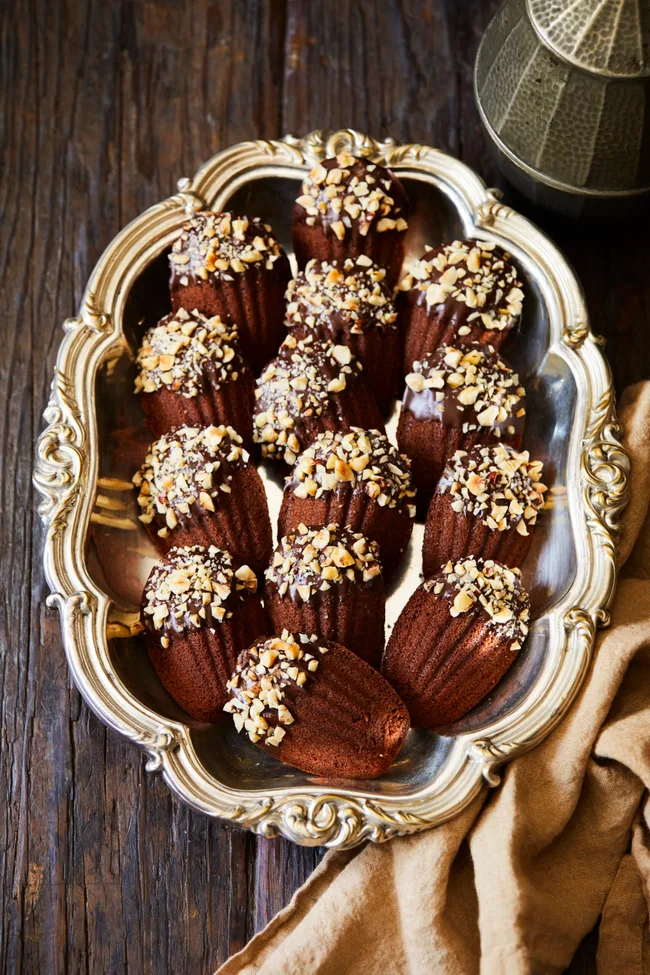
[218,381,650,975]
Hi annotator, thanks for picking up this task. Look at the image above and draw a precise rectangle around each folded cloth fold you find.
[218,382,650,975]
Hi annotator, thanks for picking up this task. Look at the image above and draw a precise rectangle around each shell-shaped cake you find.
[141,545,267,721]
[224,631,410,778]
[264,523,386,668]
[399,239,524,373]
[279,428,416,582]
[169,211,291,374]
[285,257,401,413]
[423,444,546,574]
[133,425,272,573]
[134,309,255,441]
[292,153,409,289]
[253,334,384,466]
[382,557,530,729]
[397,343,526,493]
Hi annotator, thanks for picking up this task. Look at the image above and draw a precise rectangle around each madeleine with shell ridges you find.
[224,631,410,778]
[285,256,401,413]
[292,153,409,290]
[399,239,524,374]
[169,211,291,374]
[382,557,530,729]
[279,428,416,582]
[397,343,526,494]
[134,308,255,441]
[253,334,385,467]
[423,443,547,574]
[264,523,386,669]
[141,544,267,722]
[132,424,272,573]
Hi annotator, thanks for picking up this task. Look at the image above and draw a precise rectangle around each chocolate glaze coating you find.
[285,257,401,413]
[141,545,267,721]
[225,633,410,778]
[292,154,409,290]
[253,335,384,466]
[264,524,386,668]
[169,211,291,373]
[399,239,524,374]
[135,309,255,442]
[278,428,416,582]
[133,425,272,573]
[422,444,546,574]
[397,344,526,494]
[382,558,529,729]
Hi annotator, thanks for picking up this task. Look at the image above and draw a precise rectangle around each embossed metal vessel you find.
[475,0,650,217]
[34,130,629,849]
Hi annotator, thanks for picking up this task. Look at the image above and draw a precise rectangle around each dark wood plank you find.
[1,2,289,972]
[0,0,645,972]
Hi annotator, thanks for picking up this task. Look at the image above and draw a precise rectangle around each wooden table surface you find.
[3,1,649,971]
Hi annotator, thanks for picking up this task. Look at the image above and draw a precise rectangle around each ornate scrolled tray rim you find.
[34,129,629,849]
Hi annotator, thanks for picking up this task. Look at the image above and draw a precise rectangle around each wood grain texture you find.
[1,0,646,971]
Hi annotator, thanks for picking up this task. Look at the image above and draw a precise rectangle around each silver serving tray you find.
[34,129,630,849]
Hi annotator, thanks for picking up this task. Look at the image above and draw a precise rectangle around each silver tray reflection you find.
[34,130,629,848]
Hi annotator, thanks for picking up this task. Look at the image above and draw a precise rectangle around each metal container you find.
[475,0,650,218]
[33,129,629,849]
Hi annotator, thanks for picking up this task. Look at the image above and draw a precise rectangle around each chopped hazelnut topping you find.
[439,443,547,532]
[285,258,398,336]
[169,211,284,279]
[133,425,247,532]
[295,154,408,240]
[142,545,257,634]
[400,239,524,332]
[224,630,328,745]
[253,335,363,464]
[134,310,244,399]
[404,344,526,437]
[286,428,416,516]
[266,524,382,598]
[424,556,530,650]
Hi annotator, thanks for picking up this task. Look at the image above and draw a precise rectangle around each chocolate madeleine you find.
[383,557,530,729]
[264,524,385,668]
[224,631,409,778]
[423,444,547,575]
[285,257,401,413]
[169,211,291,373]
[397,344,526,494]
[279,429,416,582]
[399,240,524,374]
[135,309,255,441]
[292,153,409,290]
[141,545,267,722]
[253,334,384,466]
[133,425,272,573]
